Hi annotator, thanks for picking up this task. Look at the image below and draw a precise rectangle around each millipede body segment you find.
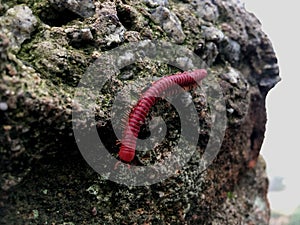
[119,69,208,162]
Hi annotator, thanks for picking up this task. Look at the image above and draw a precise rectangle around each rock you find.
[193,0,220,22]
[49,0,95,18]
[0,5,37,51]
[144,0,169,8]
[0,0,279,224]
[93,2,126,47]
[203,42,219,66]
[202,26,225,43]
[219,37,241,65]
[65,28,94,46]
[151,6,186,43]
[259,76,281,90]
[220,67,240,84]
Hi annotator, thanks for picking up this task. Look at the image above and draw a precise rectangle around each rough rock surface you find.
[0,0,279,224]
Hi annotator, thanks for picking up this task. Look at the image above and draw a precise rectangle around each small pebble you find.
[202,26,225,43]
[119,71,134,80]
[227,108,234,114]
[220,68,240,84]
[144,0,168,7]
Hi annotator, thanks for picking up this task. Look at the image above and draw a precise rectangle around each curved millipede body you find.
[119,69,208,162]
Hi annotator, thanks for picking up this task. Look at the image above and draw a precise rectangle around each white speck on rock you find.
[0,102,8,111]
[227,108,234,114]
[221,68,240,84]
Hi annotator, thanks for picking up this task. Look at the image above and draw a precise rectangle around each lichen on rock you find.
[0,5,38,52]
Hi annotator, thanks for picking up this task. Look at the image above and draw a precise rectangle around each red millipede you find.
[119,69,208,162]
